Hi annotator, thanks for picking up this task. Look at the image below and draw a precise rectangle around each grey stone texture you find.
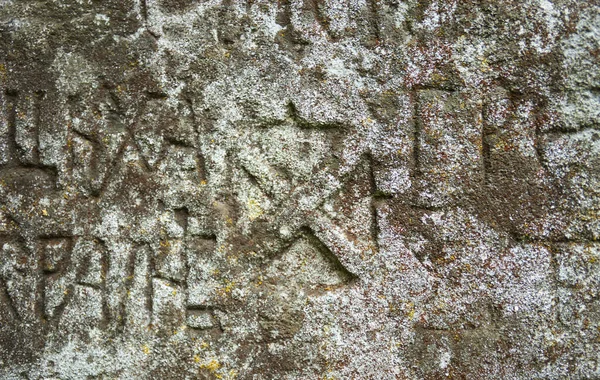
[0,0,599,378]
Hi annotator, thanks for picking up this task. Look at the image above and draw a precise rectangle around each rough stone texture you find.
[0,0,598,379]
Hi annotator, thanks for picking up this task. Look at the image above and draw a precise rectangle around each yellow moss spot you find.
[430,72,447,84]
[63,193,69,200]
[406,301,415,320]
[142,344,150,354]
[223,280,235,293]
[41,209,48,216]
[200,341,209,349]
[200,360,221,372]
[361,117,374,126]
[159,239,171,248]
[172,290,177,296]
[194,355,201,363]
[480,57,490,72]
[388,303,398,313]
[246,198,264,221]
[200,179,208,186]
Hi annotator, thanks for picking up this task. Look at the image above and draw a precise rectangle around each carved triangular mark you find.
[39,236,74,325]
[267,228,356,290]
[302,228,357,283]
[0,237,38,322]
[68,90,129,196]
[131,96,183,170]
[0,274,19,321]
[57,239,108,336]
[311,155,379,259]
[98,142,158,204]
[238,153,292,201]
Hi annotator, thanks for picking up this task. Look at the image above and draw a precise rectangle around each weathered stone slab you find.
[0,1,598,378]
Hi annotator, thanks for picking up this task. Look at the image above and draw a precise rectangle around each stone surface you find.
[0,0,598,379]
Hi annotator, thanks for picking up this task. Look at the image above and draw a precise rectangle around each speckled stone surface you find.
[0,1,599,379]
